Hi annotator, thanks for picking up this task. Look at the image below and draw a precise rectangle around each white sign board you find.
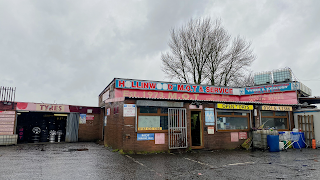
[102,90,110,101]
[123,104,136,117]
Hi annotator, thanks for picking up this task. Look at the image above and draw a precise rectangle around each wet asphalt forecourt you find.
[1,142,320,180]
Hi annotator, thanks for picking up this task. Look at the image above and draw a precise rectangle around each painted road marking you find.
[125,155,163,177]
[182,156,255,169]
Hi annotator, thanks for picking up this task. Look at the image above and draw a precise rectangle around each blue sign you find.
[137,133,154,141]
[205,108,215,126]
[240,83,297,95]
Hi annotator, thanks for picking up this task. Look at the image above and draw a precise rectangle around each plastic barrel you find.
[267,135,280,152]
[279,142,284,150]
[292,132,305,148]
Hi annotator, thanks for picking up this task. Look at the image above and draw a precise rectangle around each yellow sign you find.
[217,103,253,110]
[261,105,292,111]
[138,127,162,130]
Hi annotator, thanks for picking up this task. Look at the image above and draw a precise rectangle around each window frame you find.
[137,107,169,133]
[216,110,250,132]
[260,111,289,131]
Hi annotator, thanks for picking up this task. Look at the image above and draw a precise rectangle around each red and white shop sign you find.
[239,132,247,140]
[86,115,94,120]
[115,89,298,105]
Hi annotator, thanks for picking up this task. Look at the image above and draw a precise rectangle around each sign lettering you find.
[217,103,253,110]
[261,105,292,111]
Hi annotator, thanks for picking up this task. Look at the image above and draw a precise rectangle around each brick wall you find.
[78,113,101,141]
[0,102,16,111]
[103,100,255,152]
[69,106,102,142]
[104,100,125,149]
[198,103,249,150]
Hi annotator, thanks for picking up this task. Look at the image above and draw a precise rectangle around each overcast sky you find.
[1,0,320,106]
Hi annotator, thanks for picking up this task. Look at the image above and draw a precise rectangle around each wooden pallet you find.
[298,115,314,146]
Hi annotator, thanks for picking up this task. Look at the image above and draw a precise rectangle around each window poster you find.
[107,108,110,116]
[239,132,247,140]
[231,132,239,142]
[205,108,215,125]
[123,104,136,117]
[79,114,86,124]
[208,127,215,134]
[155,133,165,144]
[104,116,107,126]
[138,116,162,130]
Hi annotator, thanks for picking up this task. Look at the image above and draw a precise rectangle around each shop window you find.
[137,107,168,131]
[217,111,250,131]
[261,111,288,130]
[261,111,273,116]
[139,107,158,113]
[160,107,168,114]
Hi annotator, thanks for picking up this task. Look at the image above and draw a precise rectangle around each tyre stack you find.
[56,118,66,142]
[39,119,48,142]
[48,117,56,141]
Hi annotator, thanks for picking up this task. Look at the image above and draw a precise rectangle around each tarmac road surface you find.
[1,142,320,180]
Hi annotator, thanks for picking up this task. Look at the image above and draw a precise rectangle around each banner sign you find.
[115,79,234,95]
[137,133,155,141]
[115,89,297,105]
[240,91,297,104]
[115,89,239,102]
[261,105,292,111]
[217,103,253,110]
[239,83,299,95]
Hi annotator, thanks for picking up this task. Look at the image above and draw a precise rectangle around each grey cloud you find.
[1,0,320,106]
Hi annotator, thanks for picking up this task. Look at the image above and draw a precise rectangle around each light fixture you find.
[54,114,68,117]
[18,111,29,113]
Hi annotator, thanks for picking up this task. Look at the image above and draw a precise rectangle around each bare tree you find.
[217,36,256,86]
[162,17,256,86]
[162,18,215,84]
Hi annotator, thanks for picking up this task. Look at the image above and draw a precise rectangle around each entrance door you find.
[168,108,187,149]
[65,113,79,142]
[191,111,202,147]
